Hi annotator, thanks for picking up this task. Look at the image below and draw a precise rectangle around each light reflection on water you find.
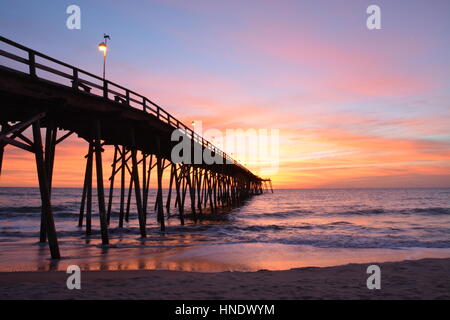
[0,188,450,272]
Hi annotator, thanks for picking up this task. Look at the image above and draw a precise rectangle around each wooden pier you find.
[0,36,272,259]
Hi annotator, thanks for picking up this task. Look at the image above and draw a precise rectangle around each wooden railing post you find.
[28,51,36,77]
[103,80,108,98]
[72,69,78,89]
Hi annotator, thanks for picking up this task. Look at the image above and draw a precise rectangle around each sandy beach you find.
[1,258,449,300]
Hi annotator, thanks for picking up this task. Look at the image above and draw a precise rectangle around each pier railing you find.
[0,35,256,177]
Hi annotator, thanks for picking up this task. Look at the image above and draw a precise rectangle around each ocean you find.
[0,187,449,272]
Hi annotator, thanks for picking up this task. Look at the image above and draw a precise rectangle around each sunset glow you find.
[0,0,449,188]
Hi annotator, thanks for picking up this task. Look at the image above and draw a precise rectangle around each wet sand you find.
[1,258,449,299]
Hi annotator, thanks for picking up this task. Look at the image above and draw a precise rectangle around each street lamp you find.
[98,34,110,79]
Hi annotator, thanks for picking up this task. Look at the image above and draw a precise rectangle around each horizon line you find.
[0,186,448,190]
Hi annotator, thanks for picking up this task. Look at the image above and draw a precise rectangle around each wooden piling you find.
[212,173,218,212]
[131,148,146,237]
[85,148,93,235]
[207,171,214,213]
[79,148,88,227]
[181,167,188,210]
[125,174,133,222]
[143,154,153,214]
[195,168,203,213]
[106,145,118,224]
[44,125,56,192]
[118,145,126,228]
[0,143,3,178]
[141,152,147,224]
[185,165,196,219]
[166,163,174,214]
[39,125,56,243]
[173,163,184,225]
[156,155,165,231]
[32,121,60,259]
[79,143,94,235]
[0,124,3,178]
[93,121,109,245]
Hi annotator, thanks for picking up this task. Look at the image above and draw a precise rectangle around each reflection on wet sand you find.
[9,239,450,273]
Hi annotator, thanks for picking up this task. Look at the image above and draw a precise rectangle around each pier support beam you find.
[195,168,203,213]
[156,155,165,231]
[166,162,174,214]
[173,164,184,225]
[39,124,57,243]
[131,131,146,238]
[32,120,60,259]
[0,125,4,179]
[79,144,94,235]
[143,154,153,216]
[93,122,109,245]
[185,165,196,218]
[106,145,118,224]
[131,148,146,237]
[118,146,126,228]
[0,143,3,178]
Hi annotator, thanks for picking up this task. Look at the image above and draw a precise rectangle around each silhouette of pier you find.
[0,36,272,259]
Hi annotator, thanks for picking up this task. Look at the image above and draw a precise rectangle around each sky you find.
[0,0,449,188]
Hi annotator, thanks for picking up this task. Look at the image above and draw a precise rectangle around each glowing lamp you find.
[98,42,108,54]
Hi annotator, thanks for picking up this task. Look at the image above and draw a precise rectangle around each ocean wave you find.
[236,225,285,232]
[334,208,385,215]
[0,206,43,214]
[242,207,449,217]
[253,236,450,249]
[0,205,74,214]
[410,207,450,215]
[245,210,313,218]
[331,207,450,216]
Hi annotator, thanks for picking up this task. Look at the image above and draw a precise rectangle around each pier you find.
[0,36,272,259]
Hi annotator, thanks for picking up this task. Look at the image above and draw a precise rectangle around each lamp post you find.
[98,34,110,79]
